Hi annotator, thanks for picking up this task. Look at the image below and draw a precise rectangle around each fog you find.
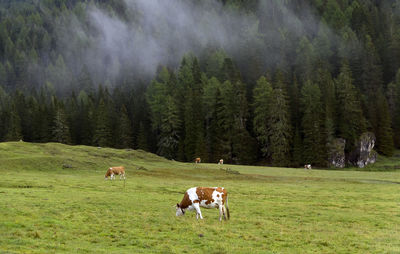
[53,0,340,87]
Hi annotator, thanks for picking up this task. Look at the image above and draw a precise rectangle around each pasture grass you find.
[0,142,399,253]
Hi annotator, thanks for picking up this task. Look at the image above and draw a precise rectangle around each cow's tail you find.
[226,195,230,220]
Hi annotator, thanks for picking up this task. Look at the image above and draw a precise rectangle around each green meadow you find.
[0,142,399,253]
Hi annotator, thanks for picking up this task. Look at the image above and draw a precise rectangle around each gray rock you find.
[348,132,377,168]
[328,138,346,168]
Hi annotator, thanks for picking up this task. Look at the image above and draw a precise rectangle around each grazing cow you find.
[304,164,312,170]
[218,159,224,165]
[195,157,201,164]
[105,166,126,180]
[176,187,229,221]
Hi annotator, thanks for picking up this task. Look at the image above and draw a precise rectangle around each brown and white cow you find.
[304,164,312,170]
[176,187,229,221]
[194,157,201,164]
[218,159,224,165]
[105,166,126,180]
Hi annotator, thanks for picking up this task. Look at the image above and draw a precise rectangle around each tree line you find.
[1,0,400,166]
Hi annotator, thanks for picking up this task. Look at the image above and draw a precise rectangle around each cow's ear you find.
[176,203,180,207]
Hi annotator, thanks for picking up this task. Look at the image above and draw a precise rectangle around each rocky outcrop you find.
[348,132,377,168]
[328,138,346,168]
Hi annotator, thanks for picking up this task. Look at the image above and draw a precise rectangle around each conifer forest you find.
[1,0,400,167]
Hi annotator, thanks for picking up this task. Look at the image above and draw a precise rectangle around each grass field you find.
[0,142,399,253]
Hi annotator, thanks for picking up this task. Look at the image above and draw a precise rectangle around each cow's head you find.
[175,203,185,216]
[104,168,112,179]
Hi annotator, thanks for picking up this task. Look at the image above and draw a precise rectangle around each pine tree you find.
[313,23,334,71]
[147,70,182,159]
[292,125,302,167]
[183,90,198,161]
[217,80,237,162]
[300,80,324,165]
[77,94,93,145]
[204,49,227,81]
[267,86,292,166]
[136,122,149,151]
[232,79,256,164]
[5,104,22,141]
[182,58,207,161]
[158,96,181,159]
[362,35,383,133]
[221,57,241,84]
[52,106,71,144]
[316,68,336,161]
[203,77,224,162]
[115,105,133,149]
[288,75,302,166]
[336,62,366,153]
[295,36,315,83]
[375,90,394,156]
[253,76,273,157]
[92,99,113,147]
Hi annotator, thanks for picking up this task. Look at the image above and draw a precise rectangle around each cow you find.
[304,164,312,170]
[195,157,201,164]
[105,166,126,180]
[176,187,229,221]
[218,159,224,165]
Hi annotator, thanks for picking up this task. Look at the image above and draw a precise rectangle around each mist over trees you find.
[1,0,400,166]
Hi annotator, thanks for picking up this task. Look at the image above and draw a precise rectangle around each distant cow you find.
[218,159,224,165]
[176,187,229,221]
[195,157,201,164]
[304,164,312,170]
[105,166,126,180]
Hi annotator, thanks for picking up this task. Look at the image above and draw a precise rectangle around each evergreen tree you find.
[267,85,292,166]
[217,80,237,162]
[182,58,207,161]
[362,35,383,133]
[316,68,336,160]
[203,77,224,162]
[92,99,113,147]
[253,76,273,157]
[221,57,241,84]
[336,62,366,153]
[136,122,149,151]
[5,104,22,141]
[292,125,302,167]
[204,49,227,81]
[288,75,302,166]
[52,106,71,144]
[158,96,181,159]
[375,90,394,156]
[77,92,93,145]
[300,80,325,166]
[115,105,133,149]
[295,36,315,82]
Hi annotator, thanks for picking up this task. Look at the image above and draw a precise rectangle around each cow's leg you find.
[222,205,227,220]
[111,173,114,180]
[219,205,223,221]
[193,203,203,219]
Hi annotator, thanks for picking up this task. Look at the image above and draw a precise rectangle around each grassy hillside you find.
[0,142,399,253]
